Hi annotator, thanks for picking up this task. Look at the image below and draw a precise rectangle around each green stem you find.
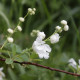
[0,40,8,49]
[24,12,29,19]
[76,76,78,80]
[0,49,12,54]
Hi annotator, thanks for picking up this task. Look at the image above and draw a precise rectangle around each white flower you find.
[68,58,80,70]
[7,28,13,34]
[68,58,77,69]
[61,20,67,25]
[17,26,22,31]
[50,33,60,44]
[56,26,62,33]
[64,25,69,31]
[32,37,51,59]
[0,67,5,80]
[19,17,25,22]
[37,32,46,40]
[7,37,14,43]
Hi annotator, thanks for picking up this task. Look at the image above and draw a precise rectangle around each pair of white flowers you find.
[0,67,5,80]
[32,32,60,59]
[68,58,80,70]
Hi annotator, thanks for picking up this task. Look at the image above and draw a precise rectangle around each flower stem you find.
[0,12,29,50]
[0,58,80,77]
[0,40,7,49]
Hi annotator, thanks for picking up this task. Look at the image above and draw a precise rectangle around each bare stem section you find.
[0,58,80,77]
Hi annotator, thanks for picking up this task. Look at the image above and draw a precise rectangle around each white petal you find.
[50,33,60,44]
[37,32,46,40]
[38,54,44,59]
[68,58,77,65]
[79,59,80,65]
[0,68,3,71]
[69,63,77,69]
[44,55,49,59]
[43,44,51,52]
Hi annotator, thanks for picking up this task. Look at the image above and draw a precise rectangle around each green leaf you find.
[20,54,29,61]
[5,58,13,64]
[32,59,43,62]
[12,44,16,56]
[30,52,38,59]
[11,43,22,54]
[5,43,22,54]
[8,68,17,80]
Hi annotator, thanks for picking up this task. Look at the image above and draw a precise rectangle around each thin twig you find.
[0,58,80,77]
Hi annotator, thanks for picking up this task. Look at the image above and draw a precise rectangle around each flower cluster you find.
[28,8,36,15]
[0,67,5,80]
[32,20,69,59]
[68,58,80,70]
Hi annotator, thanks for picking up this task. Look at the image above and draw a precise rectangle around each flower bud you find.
[19,17,25,22]
[56,26,62,33]
[61,20,67,25]
[7,37,14,43]
[17,26,22,31]
[7,28,13,34]
[64,25,69,31]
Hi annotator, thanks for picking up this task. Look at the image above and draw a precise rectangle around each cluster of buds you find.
[28,8,36,15]
[61,20,69,31]
[7,8,36,43]
[30,30,40,37]
[55,20,69,33]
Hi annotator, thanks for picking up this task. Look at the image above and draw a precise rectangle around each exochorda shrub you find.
[0,8,80,80]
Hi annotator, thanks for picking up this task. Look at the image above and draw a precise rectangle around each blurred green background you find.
[0,0,80,80]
